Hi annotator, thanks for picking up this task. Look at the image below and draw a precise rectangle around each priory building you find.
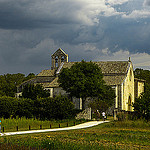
[16,48,145,119]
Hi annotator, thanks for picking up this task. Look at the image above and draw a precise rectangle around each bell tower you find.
[51,48,68,70]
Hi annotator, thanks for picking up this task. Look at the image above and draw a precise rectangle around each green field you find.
[0,119,150,150]
[0,117,85,132]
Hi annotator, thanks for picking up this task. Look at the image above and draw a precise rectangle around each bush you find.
[0,96,18,118]
[39,95,75,120]
[0,95,76,120]
[15,98,34,118]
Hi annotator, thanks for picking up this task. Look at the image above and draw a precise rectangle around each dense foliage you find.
[134,68,150,84]
[133,83,150,121]
[22,84,50,100]
[37,95,75,120]
[133,68,150,121]
[58,60,115,110]
[0,73,35,97]
[89,85,115,112]
[0,95,75,120]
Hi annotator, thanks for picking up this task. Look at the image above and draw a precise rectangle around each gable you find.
[51,48,68,57]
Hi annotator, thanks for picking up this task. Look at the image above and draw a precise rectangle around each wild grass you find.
[0,119,150,150]
[0,117,86,132]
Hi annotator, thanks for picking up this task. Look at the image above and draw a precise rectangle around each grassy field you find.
[0,117,86,132]
[0,119,150,150]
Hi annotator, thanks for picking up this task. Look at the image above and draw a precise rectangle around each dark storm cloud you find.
[0,0,75,29]
[0,0,150,74]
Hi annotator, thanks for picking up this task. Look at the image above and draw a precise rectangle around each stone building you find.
[16,48,145,119]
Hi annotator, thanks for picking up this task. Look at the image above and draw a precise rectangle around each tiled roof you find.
[42,77,59,88]
[20,61,130,88]
[37,69,55,76]
[59,61,130,86]
[95,61,129,74]
[104,75,126,85]
[62,61,129,74]
[42,74,127,88]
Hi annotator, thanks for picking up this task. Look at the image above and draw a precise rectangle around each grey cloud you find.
[144,0,150,6]
[0,0,150,75]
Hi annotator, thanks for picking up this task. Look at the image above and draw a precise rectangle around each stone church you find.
[16,48,145,119]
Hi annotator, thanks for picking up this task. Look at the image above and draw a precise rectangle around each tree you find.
[38,95,75,120]
[0,73,35,97]
[89,85,115,112]
[0,96,18,118]
[134,68,150,85]
[22,84,50,100]
[15,98,34,118]
[25,73,35,81]
[58,60,114,109]
[133,83,150,121]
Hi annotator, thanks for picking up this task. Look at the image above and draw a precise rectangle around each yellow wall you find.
[137,82,144,97]
[122,62,134,111]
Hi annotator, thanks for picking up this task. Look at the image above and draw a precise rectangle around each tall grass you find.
[0,117,86,132]
[0,119,150,150]
[105,119,150,129]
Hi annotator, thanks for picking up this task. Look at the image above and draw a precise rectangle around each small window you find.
[129,70,132,81]
[55,56,58,67]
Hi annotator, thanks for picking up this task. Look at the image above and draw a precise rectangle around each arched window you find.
[128,96,132,111]
[61,56,64,62]
[129,70,132,81]
[55,56,58,67]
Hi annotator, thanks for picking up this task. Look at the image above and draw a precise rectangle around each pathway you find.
[1,121,109,136]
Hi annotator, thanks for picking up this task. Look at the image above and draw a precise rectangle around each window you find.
[129,70,132,81]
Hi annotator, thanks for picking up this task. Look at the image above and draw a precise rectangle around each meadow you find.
[0,119,150,150]
[0,117,85,132]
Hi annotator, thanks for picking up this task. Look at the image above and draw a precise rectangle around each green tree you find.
[58,60,114,109]
[133,83,150,121]
[15,98,34,118]
[0,73,35,97]
[89,85,115,112]
[25,73,36,81]
[134,68,150,84]
[22,84,50,100]
[0,96,18,118]
[39,95,75,120]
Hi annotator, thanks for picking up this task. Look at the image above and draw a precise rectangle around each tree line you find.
[0,95,76,120]
[0,73,35,97]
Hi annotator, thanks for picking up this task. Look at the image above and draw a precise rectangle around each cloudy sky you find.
[0,0,150,75]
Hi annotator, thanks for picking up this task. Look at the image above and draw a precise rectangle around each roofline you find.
[134,78,146,82]
[51,48,68,56]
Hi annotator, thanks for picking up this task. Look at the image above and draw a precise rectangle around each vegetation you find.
[133,83,150,121]
[134,68,150,85]
[22,83,50,100]
[0,120,150,149]
[0,95,76,120]
[58,60,115,110]
[0,73,35,97]
[133,68,150,121]
[0,117,86,132]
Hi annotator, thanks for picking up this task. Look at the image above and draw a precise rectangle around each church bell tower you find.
[51,48,68,70]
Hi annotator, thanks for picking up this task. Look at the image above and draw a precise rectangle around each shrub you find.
[0,96,18,118]
[39,95,75,120]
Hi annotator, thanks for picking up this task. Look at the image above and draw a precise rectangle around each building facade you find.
[16,48,145,119]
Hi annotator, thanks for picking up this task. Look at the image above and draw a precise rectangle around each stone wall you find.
[75,108,92,120]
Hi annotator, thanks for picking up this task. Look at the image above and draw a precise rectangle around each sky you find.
[0,0,150,75]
